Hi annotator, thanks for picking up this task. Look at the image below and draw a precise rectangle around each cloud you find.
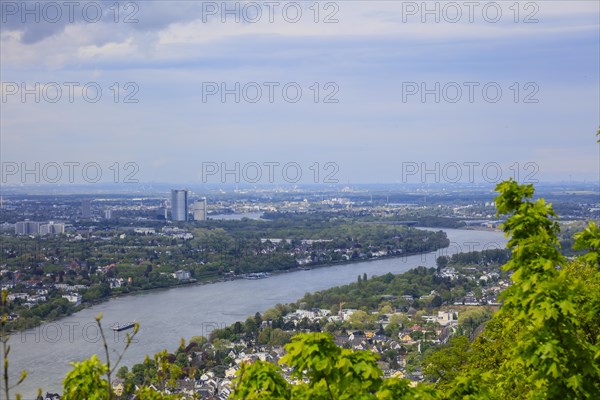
[78,37,137,59]
[1,1,598,183]
[1,1,598,69]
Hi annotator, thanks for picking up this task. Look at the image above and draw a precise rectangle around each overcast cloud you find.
[1,1,599,185]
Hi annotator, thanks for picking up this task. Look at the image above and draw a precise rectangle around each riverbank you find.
[5,237,452,334]
[5,227,452,333]
[9,228,508,397]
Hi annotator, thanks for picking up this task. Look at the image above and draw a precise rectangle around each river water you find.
[9,228,507,398]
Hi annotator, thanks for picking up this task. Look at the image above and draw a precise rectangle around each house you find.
[62,293,82,305]
[55,283,88,291]
[108,278,124,289]
[7,293,28,301]
[225,366,238,378]
[436,310,457,326]
[134,227,155,234]
[341,309,357,321]
[295,309,316,319]
[173,270,191,281]
[37,393,60,400]
[112,378,125,396]
[175,378,196,396]
[400,333,416,344]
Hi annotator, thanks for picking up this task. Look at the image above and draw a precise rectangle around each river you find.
[9,228,507,398]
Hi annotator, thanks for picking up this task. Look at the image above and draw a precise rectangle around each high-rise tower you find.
[171,189,189,221]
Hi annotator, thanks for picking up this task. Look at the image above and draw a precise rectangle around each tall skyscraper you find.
[192,197,207,221]
[81,200,92,218]
[171,189,189,221]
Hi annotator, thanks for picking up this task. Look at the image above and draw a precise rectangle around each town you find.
[0,183,596,399]
[107,253,512,399]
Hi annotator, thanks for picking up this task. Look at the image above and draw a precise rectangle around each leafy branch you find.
[1,290,26,400]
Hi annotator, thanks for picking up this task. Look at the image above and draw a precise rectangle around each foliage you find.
[490,179,600,398]
[422,336,470,388]
[572,221,600,267]
[231,360,292,399]
[62,355,109,400]
[231,332,436,400]
[1,290,27,400]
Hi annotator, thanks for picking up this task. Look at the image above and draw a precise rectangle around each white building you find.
[39,222,65,235]
[62,293,82,305]
[173,270,191,281]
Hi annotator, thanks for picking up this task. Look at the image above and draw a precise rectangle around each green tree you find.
[423,336,470,388]
[116,366,129,380]
[450,180,600,399]
[347,310,376,330]
[1,290,27,400]
[492,179,600,398]
[189,335,208,347]
[231,332,435,400]
[63,355,109,400]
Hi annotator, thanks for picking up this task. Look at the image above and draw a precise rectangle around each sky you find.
[1,0,599,186]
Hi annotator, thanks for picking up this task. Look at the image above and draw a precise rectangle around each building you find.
[134,227,155,234]
[39,222,65,235]
[62,293,82,305]
[174,270,192,281]
[15,221,40,235]
[81,200,91,218]
[156,200,168,220]
[104,209,112,219]
[192,197,207,221]
[171,189,189,221]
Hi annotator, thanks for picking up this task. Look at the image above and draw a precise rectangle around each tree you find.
[430,295,443,308]
[491,179,600,398]
[62,355,109,400]
[448,179,600,398]
[1,290,27,400]
[62,313,141,400]
[231,332,435,400]
[347,310,375,330]
[379,304,393,315]
[116,366,129,380]
[436,256,448,271]
[384,322,400,339]
[423,336,470,388]
[189,335,208,348]
[457,308,492,339]
[230,359,291,400]
[244,316,258,336]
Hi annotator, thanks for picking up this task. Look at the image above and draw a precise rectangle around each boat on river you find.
[112,321,136,331]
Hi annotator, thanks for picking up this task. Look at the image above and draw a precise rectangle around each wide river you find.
[10,228,507,398]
